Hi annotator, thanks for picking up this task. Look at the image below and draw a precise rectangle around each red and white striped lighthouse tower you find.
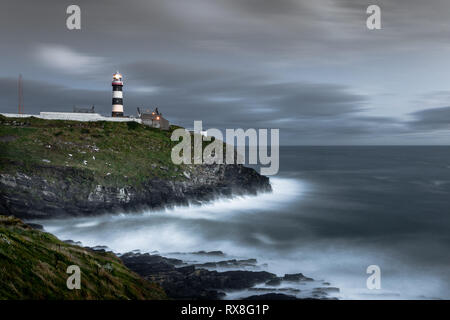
[112,72,124,117]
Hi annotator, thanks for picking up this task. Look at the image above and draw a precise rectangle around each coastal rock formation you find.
[119,251,339,300]
[244,293,298,300]
[0,116,271,219]
[0,164,270,219]
[120,252,278,299]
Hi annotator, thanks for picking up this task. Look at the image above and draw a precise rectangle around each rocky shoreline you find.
[0,216,167,300]
[21,222,340,300]
[0,117,336,300]
[0,163,271,220]
[116,250,339,300]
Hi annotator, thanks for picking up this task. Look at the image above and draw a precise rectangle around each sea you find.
[34,146,450,299]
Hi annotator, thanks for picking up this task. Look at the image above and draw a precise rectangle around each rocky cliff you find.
[0,163,270,219]
[0,116,271,219]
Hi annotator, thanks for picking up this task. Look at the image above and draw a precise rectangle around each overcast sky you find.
[1,0,450,145]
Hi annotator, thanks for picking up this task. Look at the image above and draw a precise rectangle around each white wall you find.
[1,112,142,123]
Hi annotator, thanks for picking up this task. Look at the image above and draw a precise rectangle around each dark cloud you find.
[122,59,368,121]
[1,0,450,144]
[3,0,450,60]
[409,107,450,130]
[0,77,109,114]
[0,74,380,144]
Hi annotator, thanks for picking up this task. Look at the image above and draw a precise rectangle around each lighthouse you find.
[111,72,124,117]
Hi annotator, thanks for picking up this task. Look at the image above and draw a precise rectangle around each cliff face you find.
[0,116,271,219]
[0,163,270,219]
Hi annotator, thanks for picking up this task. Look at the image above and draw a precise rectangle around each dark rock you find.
[248,288,277,292]
[63,239,82,246]
[26,222,44,230]
[120,252,277,300]
[1,164,271,219]
[265,278,282,286]
[283,273,314,282]
[249,287,300,293]
[244,293,298,300]
[120,252,183,274]
[217,270,277,289]
[310,287,340,299]
[190,251,225,257]
[176,265,196,274]
[91,245,112,252]
[313,287,340,293]
[195,258,257,268]
[278,288,301,293]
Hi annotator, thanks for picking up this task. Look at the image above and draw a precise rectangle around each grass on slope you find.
[0,215,167,300]
[0,115,188,186]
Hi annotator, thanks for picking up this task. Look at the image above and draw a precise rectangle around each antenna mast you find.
[18,74,23,114]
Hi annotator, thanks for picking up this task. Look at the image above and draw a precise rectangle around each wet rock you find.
[194,258,257,268]
[244,293,298,300]
[190,250,225,257]
[1,164,271,219]
[91,245,112,252]
[313,287,340,294]
[265,278,282,286]
[249,287,301,293]
[176,265,196,274]
[120,252,277,300]
[120,252,183,274]
[283,273,314,282]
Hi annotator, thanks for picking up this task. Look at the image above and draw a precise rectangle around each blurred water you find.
[35,146,450,299]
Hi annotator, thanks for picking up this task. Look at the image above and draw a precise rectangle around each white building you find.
[0,112,141,123]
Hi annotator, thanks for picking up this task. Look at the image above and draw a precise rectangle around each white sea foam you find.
[33,176,450,300]
[37,177,304,253]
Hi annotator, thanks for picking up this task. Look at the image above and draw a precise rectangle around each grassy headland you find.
[0,115,270,219]
[0,115,185,187]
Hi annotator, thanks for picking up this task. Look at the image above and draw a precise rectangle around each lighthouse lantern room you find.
[112,72,124,117]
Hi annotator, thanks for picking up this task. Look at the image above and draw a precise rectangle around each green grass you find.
[0,215,167,300]
[0,115,188,187]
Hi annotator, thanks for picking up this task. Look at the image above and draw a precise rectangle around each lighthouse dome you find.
[112,72,124,86]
